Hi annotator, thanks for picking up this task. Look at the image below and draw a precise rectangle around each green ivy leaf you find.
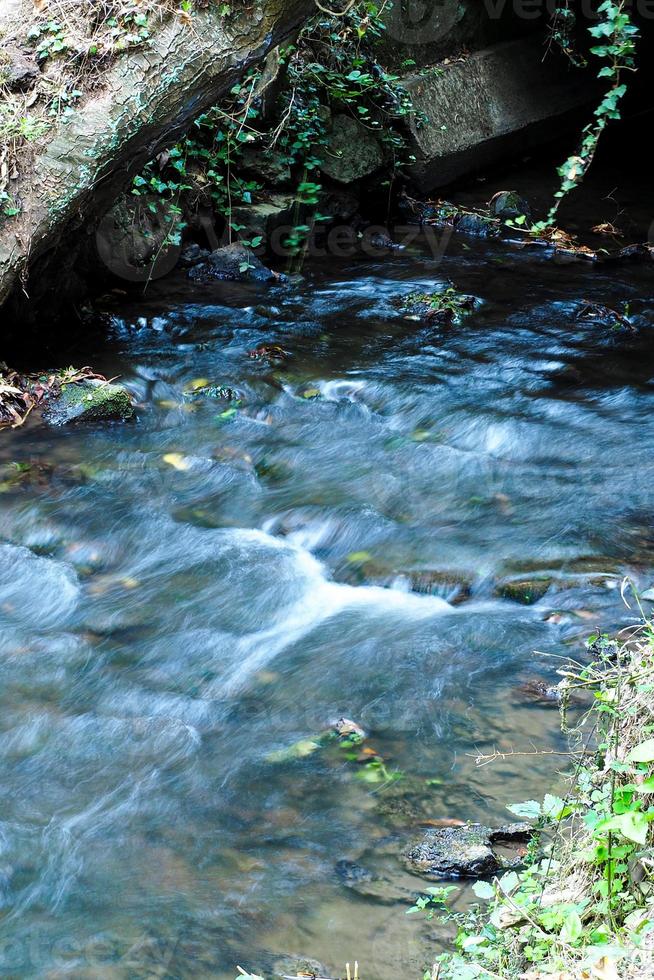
[472,881,495,900]
[560,909,583,944]
[507,800,541,819]
[627,739,654,763]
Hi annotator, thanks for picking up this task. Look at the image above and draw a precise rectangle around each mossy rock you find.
[399,287,477,324]
[404,824,498,878]
[44,380,134,426]
[496,574,598,605]
[454,213,501,238]
[489,190,531,222]
[320,114,384,184]
[496,578,552,605]
[271,954,330,980]
[403,822,531,879]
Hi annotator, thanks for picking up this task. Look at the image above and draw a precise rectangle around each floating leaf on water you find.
[347,551,372,564]
[184,377,212,392]
[216,407,238,423]
[163,453,191,471]
[266,738,322,763]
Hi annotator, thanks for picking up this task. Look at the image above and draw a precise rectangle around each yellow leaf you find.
[163,453,191,471]
[184,378,210,392]
[591,956,618,980]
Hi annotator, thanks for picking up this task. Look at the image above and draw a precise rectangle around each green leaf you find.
[542,794,567,820]
[596,811,650,845]
[507,800,541,819]
[628,739,654,763]
[472,881,495,900]
[560,909,583,944]
[498,870,519,894]
[347,551,372,563]
[634,776,654,793]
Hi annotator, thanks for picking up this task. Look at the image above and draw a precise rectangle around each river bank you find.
[423,619,654,980]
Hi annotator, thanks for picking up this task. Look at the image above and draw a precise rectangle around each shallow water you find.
[1,213,654,978]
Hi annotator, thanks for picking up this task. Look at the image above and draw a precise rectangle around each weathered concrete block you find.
[401,36,600,192]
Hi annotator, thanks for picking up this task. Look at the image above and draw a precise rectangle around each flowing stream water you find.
[1,184,654,977]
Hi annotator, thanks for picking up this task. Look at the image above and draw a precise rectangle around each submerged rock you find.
[44,380,134,426]
[399,287,477,324]
[187,243,278,283]
[489,190,531,222]
[512,678,564,705]
[455,212,501,238]
[576,301,635,333]
[271,954,330,980]
[335,859,417,905]
[404,822,532,879]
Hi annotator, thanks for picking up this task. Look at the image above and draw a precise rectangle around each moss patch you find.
[44,379,134,425]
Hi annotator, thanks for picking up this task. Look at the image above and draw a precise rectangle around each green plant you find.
[401,288,477,324]
[415,612,654,979]
[27,20,70,62]
[538,1,639,228]
[129,2,424,264]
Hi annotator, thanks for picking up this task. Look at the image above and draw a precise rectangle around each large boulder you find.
[229,193,296,245]
[400,36,600,192]
[403,822,532,879]
[95,194,182,284]
[187,242,277,283]
[320,114,384,184]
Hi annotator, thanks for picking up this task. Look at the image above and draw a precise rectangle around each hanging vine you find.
[537,0,639,229]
